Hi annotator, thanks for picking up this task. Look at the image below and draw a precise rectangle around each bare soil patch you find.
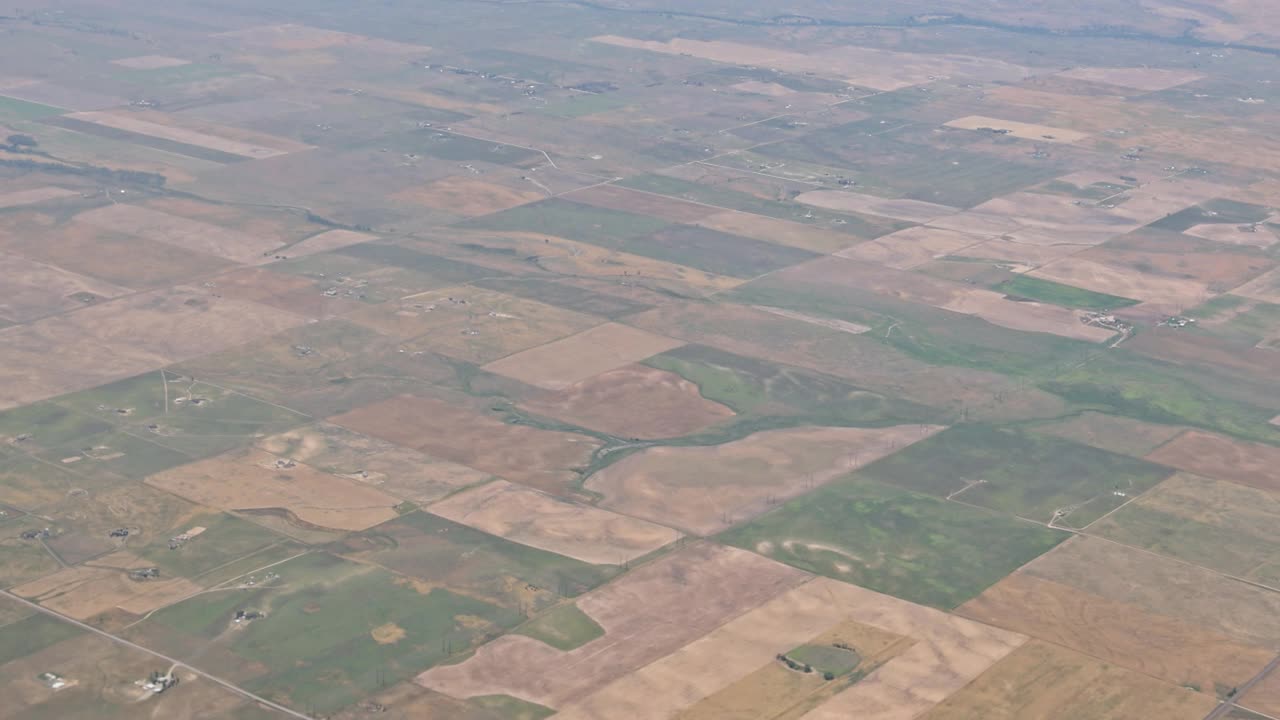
[519,364,734,439]
[483,322,684,390]
[1055,66,1203,91]
[1147,430,1280,494]
[1232,267,1280,304]
[394,176,545,217]
[1079,244,1273,293]
[416,543,808,707]
[258,422,492,505]
[588,424,943,535]
[920,639,1217,720]
[74,204,284,264]
[146,448,401,531]
[1184,221,1278,248]
[330,394,601,494]
[838,227,989,270]
[1029,257,1209,308]
[0,251,130,322]
[1244,669,1280,718]
[795,191,959,223]
[282,229,377,258]
[945,115,1090,143]
[12,551,201,620]
[958,572,1271,694]
[428,479,680,564]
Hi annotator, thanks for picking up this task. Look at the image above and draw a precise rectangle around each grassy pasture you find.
[997,275,1139,310]
[515,602,604,651]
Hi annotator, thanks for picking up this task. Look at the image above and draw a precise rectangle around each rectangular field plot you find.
[1147,430,1280,494]
[0,251,131,323]
[482,322,684,390]
[721,477,1068,609]
[73,204,285,264]
[858,424,1173,527]
[619,225,819,279]
[460,198,672,246]
[134,551,520,715]
[943,115,1091,143]
[1088,473,1280,583]
[63,110,309,159]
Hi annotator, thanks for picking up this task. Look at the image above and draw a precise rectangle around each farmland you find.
[0,0,1278,718]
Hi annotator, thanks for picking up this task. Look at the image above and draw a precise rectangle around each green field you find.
[0,516,65,586]
[0,612,82,666]
[515,602,604,651]
[145,552,521,714]
[1148,199,1272,232]
[136,512,289,580]
[462,198,672,246]
[0,401,113,454]
[997,275,1139,311]
[1186,295,1280,347]
[0,95,65,122]
[331,511,621,612]
[786,644,861,676]
[720,477,1068,609]
[620,225,818,278]
[859,424,1172,527]
[470,694,557,719]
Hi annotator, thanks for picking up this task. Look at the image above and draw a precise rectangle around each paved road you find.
[1204,652,1280,720]
[1,590,314,720]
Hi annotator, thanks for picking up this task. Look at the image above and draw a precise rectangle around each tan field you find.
[1147,430,1280,494]
[329,394,601,494]
[958,572,1272,694]
[416,543,809,707]
[751,306,872,335]
[427,479,681,564]
[281,228,378,257]
[12,551,202,620]
[393,176,545,217]
[568,184,720,223]
[483,322,684,390]
[1029,257,1210,307]
[1232,267,1280,304]
[346,286,600,364]
[256,422,493,505]
[146,448,402,531]
[694,211,861,253]
[0,186,77,208]
[1055,66,1203,91]
[365,86,506,115]
[587,424,943,535]
[919,640,1217,720]
[0,251,130,322]
[1031,412,1184,456]
[556,578,916,720]
[0,285,304,411]
[794,191,959,223]
[519,364,735,439]
[944,116,1091,143]
[66,110,308,159]
[590,36,1029,91]
[110,55,191,69]
[1024,536,1280,649]
[74,204,284,264]
[970,192,1140,242]
[1244,670,1280,718]
[837,227,989,270]
[1184,221,1278,248]
[956,237,1093,270]
[1080,244,1273,292]
[214,23,428,53]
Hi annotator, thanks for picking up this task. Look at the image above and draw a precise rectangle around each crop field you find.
[721,477,1068,609]
[1147,430,1280,493]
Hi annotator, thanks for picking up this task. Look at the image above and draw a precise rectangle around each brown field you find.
[694,211,859,253]
[1032,412,1184,456]
[587,424,943,535]
[110,55,191,69]
[956,237,1093,270]
[944,115,1091,143]
[751,306,872,335]
[1125,330,1279,386]
[215,23,428,53]
[556,578,915,720]
[427,480,680,564]
[0,251,130,322]
[281,228,377,257]
[794,191,959,223]
[146,448,401,531]
[74,204,284,264]
[1024,536,1280,649]
[589,36,1028,91]
[257,422,492,505]
[1029,257,1210,307]
[1184,222,1278,248]
[1147,430,1280,494]
[837,226,989,270]
[1232,267,1280,304]
[519,364,735,439]
[1055,66,1203,91]
[365,86,506,115]
[66,110,308,159]
[958,572,1272,694]
[920,639,1217,720]
[0,285,304,411]
[330,394,601,494]
[779,257,1118,342]
[346,286,600,364]
[969,192,1140,243]
[568,183,720,223]
[202,266,355,319]
[417,543,808,707]
[483,322,684,390]
[1243,670,1280,718]
[1079,244,1274,292]
[393,176,546,217]
[12,551,201,620]
[0,186,77,208]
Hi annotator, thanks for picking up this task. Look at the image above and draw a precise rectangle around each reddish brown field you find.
[330,394,601,494]
[1146,430,1280,494]
[519,364,734,439]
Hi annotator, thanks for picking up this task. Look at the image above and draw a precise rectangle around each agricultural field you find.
[1,1,1279,718]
